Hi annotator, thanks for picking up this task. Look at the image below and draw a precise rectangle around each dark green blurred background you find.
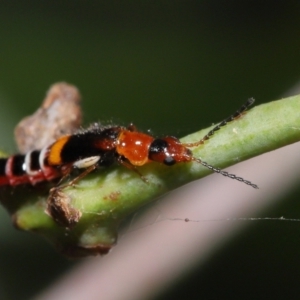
[0,1,300,299]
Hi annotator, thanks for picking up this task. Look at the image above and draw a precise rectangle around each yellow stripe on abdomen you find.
[47,136,70,165]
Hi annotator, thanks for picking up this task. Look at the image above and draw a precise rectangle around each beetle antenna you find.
[193,157,258,189]
[183,98,255,148]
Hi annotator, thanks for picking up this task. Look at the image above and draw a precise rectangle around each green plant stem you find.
[1,95,300,257]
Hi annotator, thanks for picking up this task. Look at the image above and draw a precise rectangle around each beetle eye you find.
[149,139,168,154]
[163,156,176,166]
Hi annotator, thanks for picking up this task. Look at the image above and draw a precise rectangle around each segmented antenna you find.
[193,158,258,189]
[189,98,258,189]
[183,98,255,148]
